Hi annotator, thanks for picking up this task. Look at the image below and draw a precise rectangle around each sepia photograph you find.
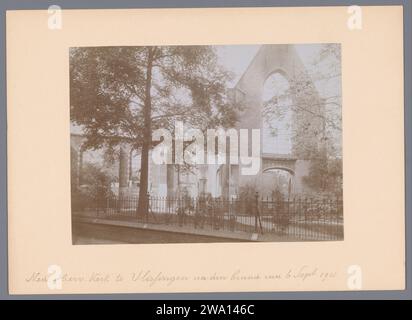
[5,4,407,297]
[70,43,343,244]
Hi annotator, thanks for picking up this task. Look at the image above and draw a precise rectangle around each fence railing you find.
[73,194,344,241]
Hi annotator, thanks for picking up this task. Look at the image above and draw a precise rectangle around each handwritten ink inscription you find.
[24,265,338,290]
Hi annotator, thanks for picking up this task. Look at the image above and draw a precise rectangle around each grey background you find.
[0,0,410,300]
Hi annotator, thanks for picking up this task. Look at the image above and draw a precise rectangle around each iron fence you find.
[73,194,343,241]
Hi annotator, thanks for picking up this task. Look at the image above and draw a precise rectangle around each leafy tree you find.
[262,44,342,159]
[70,46,237,217]
[302,155,342,197]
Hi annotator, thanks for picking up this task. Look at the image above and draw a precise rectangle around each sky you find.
[215,45,260,87]
[215,43,336,92]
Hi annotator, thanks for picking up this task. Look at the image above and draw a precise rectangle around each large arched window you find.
[262,73,293,155]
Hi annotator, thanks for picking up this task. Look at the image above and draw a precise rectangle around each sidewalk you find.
[73,215,304,242]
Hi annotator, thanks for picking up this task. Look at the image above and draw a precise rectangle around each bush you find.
[71,163,113,211]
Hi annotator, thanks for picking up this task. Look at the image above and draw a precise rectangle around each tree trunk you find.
[137,47,155,219]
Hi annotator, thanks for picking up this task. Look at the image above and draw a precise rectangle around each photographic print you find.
[70,43,343,244]
[7,5,406,295]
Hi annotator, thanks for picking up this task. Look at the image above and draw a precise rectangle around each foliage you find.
[262,44,342,159]
[70,46,239,215]
[70,46,236,149]
[71,162,113,211]
[303,153,343,197]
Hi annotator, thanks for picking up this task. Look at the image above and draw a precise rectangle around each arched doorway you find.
[261,167,294,199]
